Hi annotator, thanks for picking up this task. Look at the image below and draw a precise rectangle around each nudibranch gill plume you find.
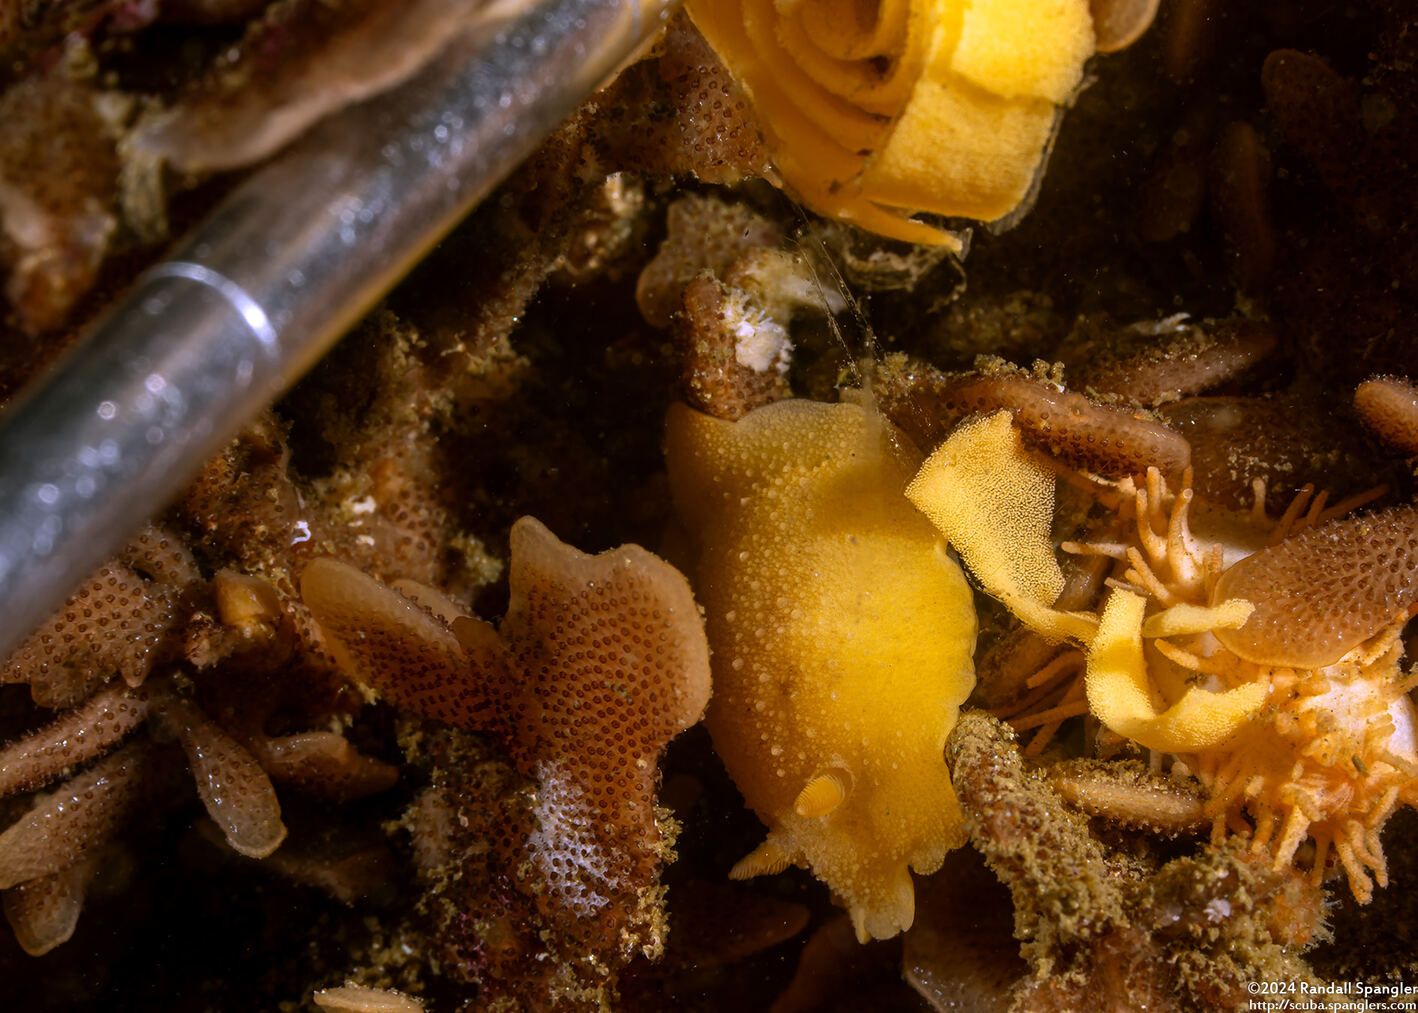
[665,397,977,941]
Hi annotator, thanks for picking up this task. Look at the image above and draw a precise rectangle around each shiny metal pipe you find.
[0,0,676,659]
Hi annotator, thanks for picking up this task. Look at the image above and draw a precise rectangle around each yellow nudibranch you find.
[664,397,977,941]
[684,0,1099,248]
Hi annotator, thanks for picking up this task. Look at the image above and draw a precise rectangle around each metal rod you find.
[0,0,676,659]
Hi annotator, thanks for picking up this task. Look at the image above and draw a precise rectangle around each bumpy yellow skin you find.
[665,398,977,940]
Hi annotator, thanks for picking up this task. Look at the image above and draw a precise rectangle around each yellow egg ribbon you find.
[685,0,1097,247]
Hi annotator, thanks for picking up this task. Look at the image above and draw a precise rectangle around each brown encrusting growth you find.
[2,854,99,958]
[129,0,489,176]
[1,527,197,708]
[875,355,1192,477]
[0,632,393,956]
[670,274,793,420]
[0,741,160,893]
[0,682,150,800]
[587,12,773,189]
[0,0,1417,1008]
[0,63,129,334]
[635,193,781,330]
[1057,317,1277,407]
[1047,759,1207,836]
[946,712,1123,959]
[0,458,405,960]
[1355,376,1418,458]
[302,516,712,1009]
[1157,395,1397,511]
[944,712,1332,1012]
[1212,502,1418,668]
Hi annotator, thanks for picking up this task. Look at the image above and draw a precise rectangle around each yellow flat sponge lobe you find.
[665,398,977,941]
[951,0,1097,103]
[686,0,1096,242]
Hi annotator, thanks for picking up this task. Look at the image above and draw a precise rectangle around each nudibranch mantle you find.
[665,397,977,941]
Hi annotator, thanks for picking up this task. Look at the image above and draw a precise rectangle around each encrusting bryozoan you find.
[665,396,977,941]
[1354,375,1418,460]
[909,408,1418,903]
[301,516,711,1007]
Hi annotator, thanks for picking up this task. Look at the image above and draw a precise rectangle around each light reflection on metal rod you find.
[0,0,676,659]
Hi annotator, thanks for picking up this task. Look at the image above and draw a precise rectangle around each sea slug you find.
[665,396,977,940]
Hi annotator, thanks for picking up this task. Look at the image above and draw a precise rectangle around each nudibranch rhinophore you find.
[909,409,1418,903]
[665,397,977,941]
[683,0,1103,248]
